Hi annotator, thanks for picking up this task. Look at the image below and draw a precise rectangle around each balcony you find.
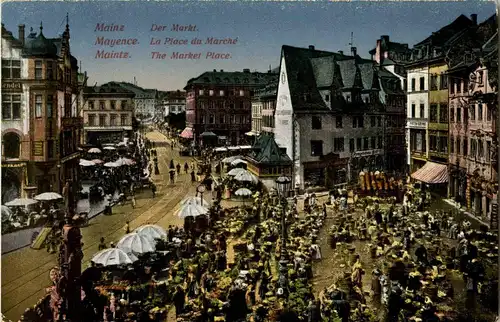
[429,150,448,159]
[428,122,448,131]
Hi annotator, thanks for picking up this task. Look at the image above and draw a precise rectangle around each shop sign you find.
[2,82,22,92]
[33,142,44,156]
[491,201,498,231]
[353,149,383,157]
[61,151,80,163]
[1,162,26,168]
[407,120,427,129]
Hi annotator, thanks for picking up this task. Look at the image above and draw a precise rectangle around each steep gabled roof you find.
[249,134,292,164]
[414,14,474,48]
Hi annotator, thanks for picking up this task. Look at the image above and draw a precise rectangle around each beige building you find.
[82,82,135,145]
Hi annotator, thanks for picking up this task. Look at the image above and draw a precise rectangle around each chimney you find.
[338,50,344,55]
[351,46,357,56]
[213,69,216,72]
[220,69,223,72]
[470,14,477,25]
[309,45,315,50]
[381,35,389,43]
[18,24,25,46]
[243,68,250,73]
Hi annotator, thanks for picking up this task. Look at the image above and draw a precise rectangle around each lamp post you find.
[275,175,291,300]
[197,184,206,207]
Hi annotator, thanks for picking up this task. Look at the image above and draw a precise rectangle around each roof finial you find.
[66,13,69,29]
[40,21,43,33]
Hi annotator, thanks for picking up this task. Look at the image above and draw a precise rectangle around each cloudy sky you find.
[2,1,496,90]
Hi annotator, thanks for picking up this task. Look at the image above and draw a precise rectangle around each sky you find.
[1,1,497,91]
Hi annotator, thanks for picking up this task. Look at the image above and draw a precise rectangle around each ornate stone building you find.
[1,19,83,203]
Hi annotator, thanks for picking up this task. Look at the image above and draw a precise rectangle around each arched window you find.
[3,132,20,159]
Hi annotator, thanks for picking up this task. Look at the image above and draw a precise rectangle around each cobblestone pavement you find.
[1,131,198,321]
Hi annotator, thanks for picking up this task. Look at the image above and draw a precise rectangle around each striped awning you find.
[411,162,448,184]
[180,127,194,139]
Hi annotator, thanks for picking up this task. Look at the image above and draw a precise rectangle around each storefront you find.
[1,162,26,203]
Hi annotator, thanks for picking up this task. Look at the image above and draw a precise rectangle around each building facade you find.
[2,21,83,203]
[114,82,158,120]
[406,14,477,178]
[274,45,405,191]
[82,83,135,145]
[251,82,277,135]
[448,25,497,219]
[164,90,186,116]
[183,68,278,146]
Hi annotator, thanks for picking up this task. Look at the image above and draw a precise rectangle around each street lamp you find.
[275,175,291,299]
[197,184,206,207]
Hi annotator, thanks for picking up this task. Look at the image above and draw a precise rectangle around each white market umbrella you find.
[227,168,245,176]
[116,158,136,166]
[222,155,243,164]
[176,202,209,219]
[104,162,119,168]
[135,224,167,242]
[91,159,104,164]
[233,170,258,184]
[88,148,101,154]
[117,233,155,254]
[2,205,13,221]
[34,192,63,201]
[103,146,116,150]
[91,248,138,267]
[180,196,212,207]
[79,159,95,167]
[117,142,127,147]
[4,198,39,207]
[230,159,247,167]
[235,188,253,197]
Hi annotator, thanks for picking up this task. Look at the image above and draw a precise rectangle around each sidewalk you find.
[442,198,490,228]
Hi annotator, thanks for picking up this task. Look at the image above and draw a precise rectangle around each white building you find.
[163,90,186,116]
[112,82,158,120]
[406,66,429,171]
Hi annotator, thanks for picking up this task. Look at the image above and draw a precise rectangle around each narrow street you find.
[1,131,197,321]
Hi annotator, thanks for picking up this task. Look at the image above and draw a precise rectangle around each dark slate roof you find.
[483,31,498,55]
[369,40,410,55]
[310,56,336,88]
[249,134,292,164]
[84,83,136,96]
[185,70,278,88]
[113,82,157,98]
[414,14,474,48]
[1,23,23,47]
[23,27,58,57]
[255,81,278,98]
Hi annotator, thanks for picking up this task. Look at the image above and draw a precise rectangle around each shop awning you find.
[180,127,194,139]
[411,162,448,184]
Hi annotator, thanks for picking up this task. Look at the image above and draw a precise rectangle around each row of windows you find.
[2,94,57,120]
[310,136,384,156]
[429,104,448,123]
[201,101,248,110]
[450,71,484,94]
[450,136,492,161]
[2,59,73,83]
[199,114,250,124]
[450,104,492,123]
[88,100,129,110]
[311,115,383,130]
[87,114,130,127]
[198,89,253,97]
[409,74,447,92]
[428,135,448,154]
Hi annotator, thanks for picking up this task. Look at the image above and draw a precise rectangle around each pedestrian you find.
[184,162,189,174]
[191,170,196,182]
[131,194,136,208]
[176,163,181,174]
[124,221,130,234]
[98,237,107,250]
[151,184,157,198]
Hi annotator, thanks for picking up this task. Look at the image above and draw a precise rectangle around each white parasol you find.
[180,196,212,207]
[235,188,253,197]
[227,168,245,176]
[233,170,258,184]
[222,155,243,164]
[104,162,119,168]
[116,158,136,166]
[117,142,127,147]
[117,233,156,254]
[79,159,95,167]
[135,224,167,242]
[103,146,116,150]
[34,192,63,201]
[230,158,247,167]
[176,202,209,219]
[88,148,101,154]
[4,198,39,207]
[1,205,13,221]
[91,159,104,164]
[91,248,138,266]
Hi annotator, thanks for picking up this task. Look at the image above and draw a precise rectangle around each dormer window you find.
[199,89,204,96]
[209,90,214,96]
[220,90,224,96]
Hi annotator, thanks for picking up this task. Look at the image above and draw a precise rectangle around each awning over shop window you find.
[180,127,194,139]
[411,161,448,184]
